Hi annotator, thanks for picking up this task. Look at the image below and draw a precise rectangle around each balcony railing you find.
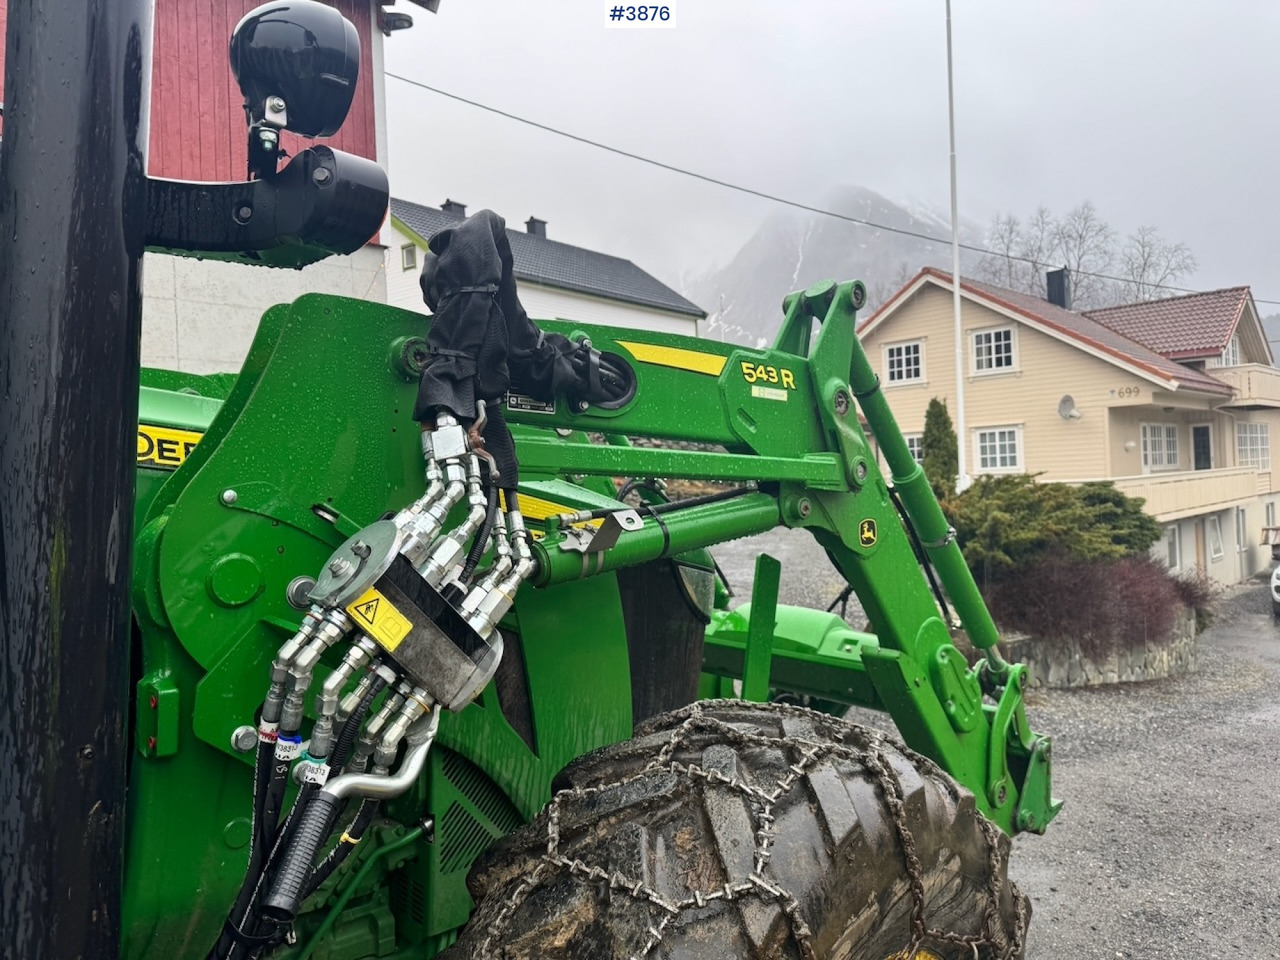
[1101,467,1271,521]
[1210,363,1280,407]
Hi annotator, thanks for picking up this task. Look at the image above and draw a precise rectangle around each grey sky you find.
[383,1,1280,305]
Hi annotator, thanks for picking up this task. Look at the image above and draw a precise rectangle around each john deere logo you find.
[859,518,878,547]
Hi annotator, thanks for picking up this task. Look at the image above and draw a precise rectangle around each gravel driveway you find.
[711,529,1280,957]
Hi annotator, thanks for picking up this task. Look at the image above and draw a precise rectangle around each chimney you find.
[525,217,547,238]
[441,198,466,218]
[1046,267,1072,310]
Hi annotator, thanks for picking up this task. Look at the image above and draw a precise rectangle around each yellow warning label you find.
[345,587,413,652]
[137,424,203,471]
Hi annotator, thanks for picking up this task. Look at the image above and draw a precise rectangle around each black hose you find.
[208,734,275,960]
[888,485,952,622]
[261,792,345,923]
[328,671,388,773]
[457,482,499,586]
[218,672,388,958]
[585,485,751,522]
[301,799,380,899]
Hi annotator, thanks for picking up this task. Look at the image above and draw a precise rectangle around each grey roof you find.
[390,198,705,318]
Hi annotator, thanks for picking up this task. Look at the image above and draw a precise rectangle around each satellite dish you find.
[1058,395,1082,421]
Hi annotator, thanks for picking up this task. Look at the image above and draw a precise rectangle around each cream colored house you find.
[859,268,1279,584]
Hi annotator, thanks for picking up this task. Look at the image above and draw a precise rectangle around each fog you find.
[383,1,1280,305]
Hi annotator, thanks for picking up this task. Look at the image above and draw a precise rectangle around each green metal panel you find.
[123,281,1057,959]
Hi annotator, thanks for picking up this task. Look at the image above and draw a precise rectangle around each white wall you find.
[384,222,700,337]
[1159,495,1279,585]
[142,246,387,373]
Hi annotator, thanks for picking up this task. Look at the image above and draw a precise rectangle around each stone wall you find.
[1002,606,1198,689]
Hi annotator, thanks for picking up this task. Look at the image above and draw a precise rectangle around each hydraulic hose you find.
[456,481,499,587]
[300,799,379,899]
[209,735,277,960]
[328,672,388,773]
[261,709,440,922]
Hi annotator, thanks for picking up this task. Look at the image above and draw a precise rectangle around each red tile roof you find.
[860,268,1232,396]
[1083,287,1250,359]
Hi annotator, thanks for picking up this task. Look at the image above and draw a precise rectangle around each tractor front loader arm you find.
[498,278,1060,836]
[127,275,1056,957]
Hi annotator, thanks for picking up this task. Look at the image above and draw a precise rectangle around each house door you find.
[1192,425,1212,470]
[1237,506,1252,579]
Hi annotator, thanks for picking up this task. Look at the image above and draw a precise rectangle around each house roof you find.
[390,198,705,318]
[1083,287,1252,359]
[860,267,1232,396]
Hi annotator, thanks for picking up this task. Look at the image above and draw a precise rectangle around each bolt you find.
[576,401,590,413]
[78,745,94,760]
[235,204,253,224]
[268,96,286,114]
[853,460,869,483]
[258,128,278,147]
[834,390,850,417]
[312,166,332,185]
[797,498,811,518]
[286,576,316,611]
[231,725,258,753]
[351,540,372,559]
[996,785,1008,805]
[221,489,238,505]
[328,557,353,577]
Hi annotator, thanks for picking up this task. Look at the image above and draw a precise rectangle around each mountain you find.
[1263,313,1280,356]
[685,185,982,347]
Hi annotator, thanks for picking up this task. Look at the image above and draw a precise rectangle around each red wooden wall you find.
[149,0,378,180]
[0,1,377,178]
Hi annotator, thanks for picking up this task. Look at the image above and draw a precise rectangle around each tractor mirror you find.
[230,0,360,139]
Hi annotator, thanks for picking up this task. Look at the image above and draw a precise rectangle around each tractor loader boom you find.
[127,279,1057,958]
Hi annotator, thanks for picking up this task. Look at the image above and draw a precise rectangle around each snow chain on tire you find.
[442,700,1030,960]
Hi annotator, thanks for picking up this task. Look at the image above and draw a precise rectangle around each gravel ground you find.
[710,530,1280,958]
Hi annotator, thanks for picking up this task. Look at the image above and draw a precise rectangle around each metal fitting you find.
[230,726,258,753]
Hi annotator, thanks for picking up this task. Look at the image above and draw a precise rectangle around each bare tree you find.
[1010,207,1059,298]
[865,260,920,312]
[975,214,1022,289]
[974,201,1197,309]
[1052,201,1116,307]
[1118,225,1197,301]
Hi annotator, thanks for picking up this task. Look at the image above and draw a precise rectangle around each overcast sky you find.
[382,1,1280,306]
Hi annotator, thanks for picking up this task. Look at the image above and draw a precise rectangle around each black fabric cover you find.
[414,210,637,484]
[415,209,581,424]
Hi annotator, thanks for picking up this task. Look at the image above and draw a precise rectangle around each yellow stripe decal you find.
[615,341,727,377]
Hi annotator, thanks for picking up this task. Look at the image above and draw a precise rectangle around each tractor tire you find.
[441,700,1029,960]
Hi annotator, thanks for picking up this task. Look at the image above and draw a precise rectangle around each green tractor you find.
[2,3,1057,959]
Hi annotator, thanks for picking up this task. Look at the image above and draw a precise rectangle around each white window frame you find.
[973,425,1023,473]
[1165,524,1181,570]
[1140,422,1180,471]
[1266,501,1276,529]
[883,340,924,385]
[970,325,1018,376]
[1207,516,1224,562]
[1222,333,1240,367]
[401,243,418,271]
[904,433,925,465]
[1236,422,1271,469]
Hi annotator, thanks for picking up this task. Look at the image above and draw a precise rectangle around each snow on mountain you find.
[687,185,982,347]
